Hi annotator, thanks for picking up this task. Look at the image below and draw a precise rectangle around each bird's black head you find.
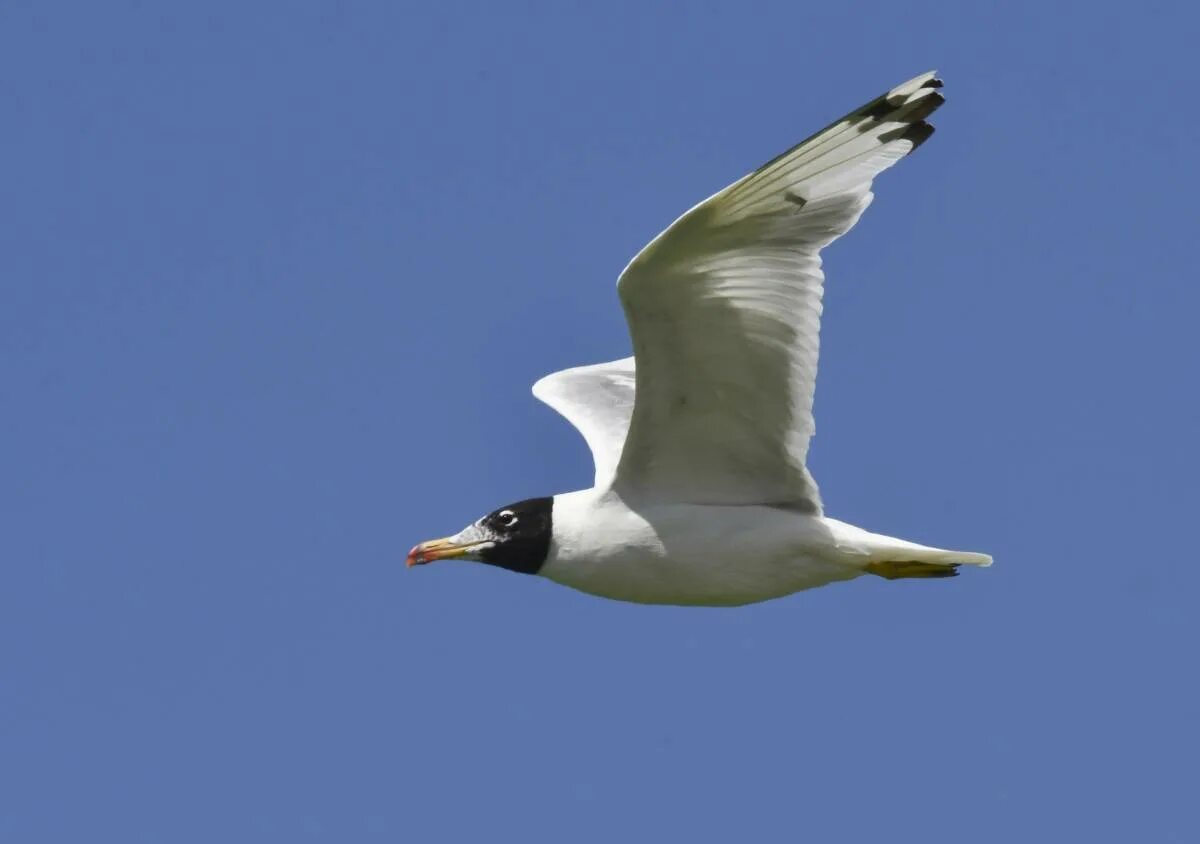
[407,497,553,576]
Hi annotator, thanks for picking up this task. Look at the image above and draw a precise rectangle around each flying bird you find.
[409,71,991,606]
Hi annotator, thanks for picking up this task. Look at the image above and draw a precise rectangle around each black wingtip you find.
[910,90,946,122]
[859,87,944,131]
[861,96,893,121]
[879,121,936,152]
[902,122,936,152]
[923,77,945,89]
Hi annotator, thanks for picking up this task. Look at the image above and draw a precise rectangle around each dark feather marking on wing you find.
[748,77,945,176]
[880,122,936,153]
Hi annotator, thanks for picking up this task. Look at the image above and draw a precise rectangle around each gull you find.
[409,71,992,606]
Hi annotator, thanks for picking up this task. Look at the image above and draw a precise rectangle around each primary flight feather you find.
[409,71,992,606]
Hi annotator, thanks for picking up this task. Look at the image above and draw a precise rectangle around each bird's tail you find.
[826,519,992,580]
[864,544,992,580]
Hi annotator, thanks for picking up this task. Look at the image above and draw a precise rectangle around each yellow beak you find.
[406,535,489,567]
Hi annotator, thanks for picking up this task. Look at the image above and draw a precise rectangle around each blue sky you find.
[4,1,1198,841]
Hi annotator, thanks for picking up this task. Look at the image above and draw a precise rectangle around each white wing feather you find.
[611,72,946,511]
[532,358,636,487]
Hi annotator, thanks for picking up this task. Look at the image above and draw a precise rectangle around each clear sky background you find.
[4,1,1198,841]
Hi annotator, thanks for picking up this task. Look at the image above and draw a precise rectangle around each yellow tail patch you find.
[866,561,960,580]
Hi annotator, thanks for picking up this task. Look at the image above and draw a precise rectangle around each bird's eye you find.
[495,510,518,528]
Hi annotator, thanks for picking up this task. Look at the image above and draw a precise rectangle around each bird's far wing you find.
[615,72,945,512]
[532,357,636,487]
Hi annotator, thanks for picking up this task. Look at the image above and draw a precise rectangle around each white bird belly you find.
[541,492,862,606]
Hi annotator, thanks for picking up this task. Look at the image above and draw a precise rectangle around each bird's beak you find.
[407,537,470,566]
[407,525,493,567]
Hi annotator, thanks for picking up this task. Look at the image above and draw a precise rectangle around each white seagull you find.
[409,71,992,606]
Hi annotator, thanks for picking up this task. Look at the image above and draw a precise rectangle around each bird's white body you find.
[543,489,984,606]
[542,489,854,605]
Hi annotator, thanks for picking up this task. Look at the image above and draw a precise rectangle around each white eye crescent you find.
[496,510,518,527]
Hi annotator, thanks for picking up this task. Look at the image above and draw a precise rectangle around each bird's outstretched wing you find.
[532,357,636,487]
[612,72,945,511]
